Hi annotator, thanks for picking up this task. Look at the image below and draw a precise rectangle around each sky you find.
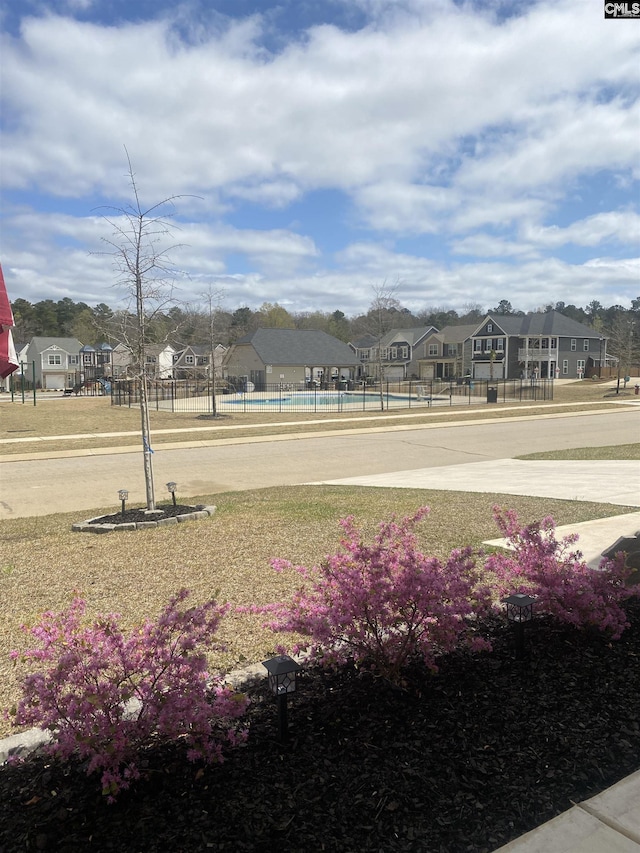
[1,0,639,319]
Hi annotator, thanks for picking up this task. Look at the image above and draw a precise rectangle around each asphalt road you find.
[0,409,638,519]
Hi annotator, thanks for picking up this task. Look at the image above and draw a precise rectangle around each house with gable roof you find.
[172,344,227,380]
[418,324,476,380]
[470,312,608,380]
[110,342,176,379]
[19,337,83,389]
[222,328,361,389]
[350,326,438,381]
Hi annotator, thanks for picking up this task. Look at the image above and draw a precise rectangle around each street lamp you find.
[503,593,536,661]
[262,654,301,742]
[166,482,177,506]
[118,489,129,517]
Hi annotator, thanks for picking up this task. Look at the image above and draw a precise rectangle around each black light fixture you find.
[503,593,536,661]
[262,654,301,742]
[118,489,129,517]
[166,482,177,506]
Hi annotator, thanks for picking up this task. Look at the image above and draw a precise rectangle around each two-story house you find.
[172,344,227,380]
[111,343,176,379]
[470,312,607,380]
[350,326,438,381]
[418,325,476,380]
[19,337,83,389]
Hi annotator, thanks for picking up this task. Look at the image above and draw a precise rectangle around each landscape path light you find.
[166,482,177,506]
[503,593,536,661]
[118,489,129,517]
[262,654,301,743]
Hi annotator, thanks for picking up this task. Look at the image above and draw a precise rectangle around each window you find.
[550,337,557,348]
[447,344,457,356]
[69,355,79,365]
[146,355,156,364]
[185,355,195,364]
[428,343,438,356]
[390,347,398,359]
[496,338,504,351]
[474,340,482,352]
[83,353,92,364]
[541,338,548,349]
[583,339,589,351]
[401,346,409,358]
[571,339,576,351]
[47,353,62,366]
[562,359,568,374]
[487,323,493,333]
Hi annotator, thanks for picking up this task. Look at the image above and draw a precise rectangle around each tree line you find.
[11,294,639,350]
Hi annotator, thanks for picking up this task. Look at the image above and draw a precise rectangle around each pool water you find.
[223,391,413,407]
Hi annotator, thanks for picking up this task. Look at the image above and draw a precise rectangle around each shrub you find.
[11,589,247,800]
[261,507,494,683]
[486,507,637,639]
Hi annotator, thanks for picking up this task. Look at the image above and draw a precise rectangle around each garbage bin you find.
[635,385,639,396]
[487,386,498,403]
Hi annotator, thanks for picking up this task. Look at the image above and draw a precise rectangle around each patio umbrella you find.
[0,263,19,379]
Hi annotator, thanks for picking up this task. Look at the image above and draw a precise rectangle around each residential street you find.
[0,408,637,519]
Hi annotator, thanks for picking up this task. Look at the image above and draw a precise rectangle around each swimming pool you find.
[221,391,416,408]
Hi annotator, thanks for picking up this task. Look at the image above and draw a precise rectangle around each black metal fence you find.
[110,378,554,414]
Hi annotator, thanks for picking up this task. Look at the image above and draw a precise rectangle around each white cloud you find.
[523,211,640,248]
[1,0,638,317]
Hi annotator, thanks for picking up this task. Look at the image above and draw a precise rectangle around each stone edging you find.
[0,656,269,765]
[72,505,217,533]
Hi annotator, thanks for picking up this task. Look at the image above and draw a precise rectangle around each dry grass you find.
[1,483,637,739]
[0,383,628,457]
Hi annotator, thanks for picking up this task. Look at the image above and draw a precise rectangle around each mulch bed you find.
[87,504,201,525]
[1,600,639,853]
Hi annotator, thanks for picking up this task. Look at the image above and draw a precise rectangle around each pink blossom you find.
[10,589,247,800]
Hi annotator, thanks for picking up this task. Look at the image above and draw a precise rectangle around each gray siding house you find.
[470,312,608,380]
[19,337,83,389]
[222,328,361,389]
[418,325,476,380]
[350,326,437,380]
[172,344,227,380]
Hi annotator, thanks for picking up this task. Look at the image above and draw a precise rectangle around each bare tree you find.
[369,280,401,411]
[606,314,639,392]
[96,155,190,510]
[201,284,225,416]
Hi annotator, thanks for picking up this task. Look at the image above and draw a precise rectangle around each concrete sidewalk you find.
[314,457,640,568]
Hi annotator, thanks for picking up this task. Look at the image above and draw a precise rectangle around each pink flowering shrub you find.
[10,589,248,801]
[486,507,637,639]
[260,507,494,682]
